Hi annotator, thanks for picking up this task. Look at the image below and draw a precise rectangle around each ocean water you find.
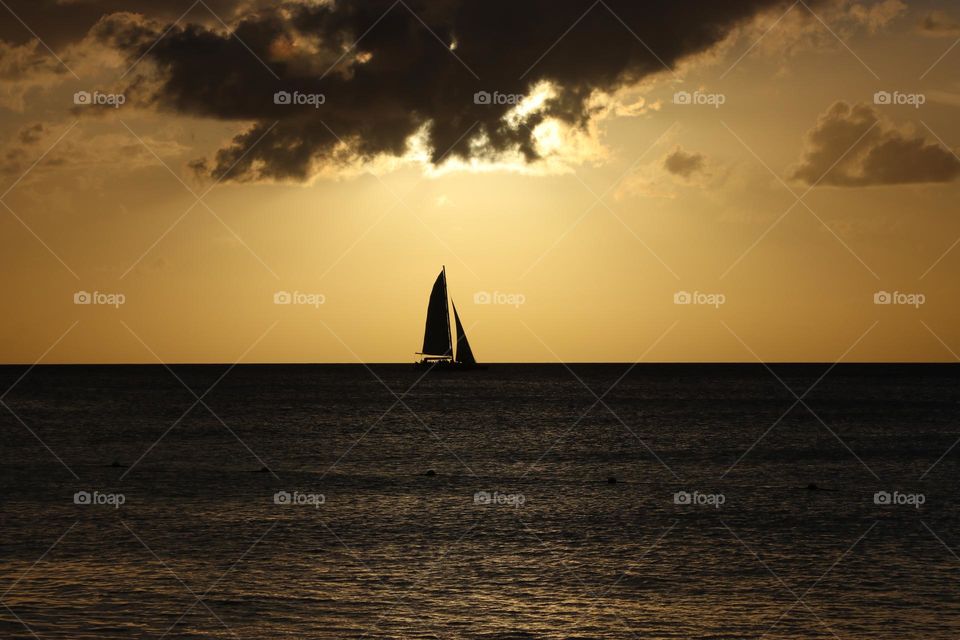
[1,363,959,639]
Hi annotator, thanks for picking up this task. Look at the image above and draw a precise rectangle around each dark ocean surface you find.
[1,364,959,638]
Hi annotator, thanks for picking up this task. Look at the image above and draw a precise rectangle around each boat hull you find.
[414,360,487,372]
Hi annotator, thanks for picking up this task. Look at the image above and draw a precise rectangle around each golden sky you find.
[1,0,959,363]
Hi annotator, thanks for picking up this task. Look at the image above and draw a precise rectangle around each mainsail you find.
[420,268,452,357]
[452,301,476,365]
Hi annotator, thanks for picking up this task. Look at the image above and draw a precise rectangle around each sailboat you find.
[415,266,485,370]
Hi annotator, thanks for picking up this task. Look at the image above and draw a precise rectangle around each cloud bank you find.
[79,0,809,182]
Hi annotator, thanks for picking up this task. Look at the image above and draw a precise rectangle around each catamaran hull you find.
[414,361,488,371]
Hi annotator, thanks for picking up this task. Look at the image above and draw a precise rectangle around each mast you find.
[442,265,453,360]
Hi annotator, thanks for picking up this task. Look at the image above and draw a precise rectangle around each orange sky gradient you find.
[1,0,960,363]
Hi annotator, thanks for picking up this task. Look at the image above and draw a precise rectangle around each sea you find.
[1,363,958,639]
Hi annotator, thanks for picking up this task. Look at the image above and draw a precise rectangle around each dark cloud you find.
[791,102,960,187]
[663,147,705,178]
[0,0,248,47]
[78,0,811,182]
[917,10,960,37]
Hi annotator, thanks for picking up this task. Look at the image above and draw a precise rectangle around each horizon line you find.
[0,361,957,367]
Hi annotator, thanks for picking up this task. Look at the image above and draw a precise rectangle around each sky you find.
[1,0,960,363]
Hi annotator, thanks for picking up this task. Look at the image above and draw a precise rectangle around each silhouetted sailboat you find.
[416,266,484,370]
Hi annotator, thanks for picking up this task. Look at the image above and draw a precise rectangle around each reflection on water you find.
[1,364,959,638]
